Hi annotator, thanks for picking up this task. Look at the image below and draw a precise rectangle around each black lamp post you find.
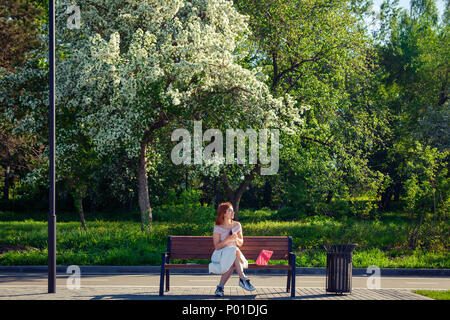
[48,0,56,293]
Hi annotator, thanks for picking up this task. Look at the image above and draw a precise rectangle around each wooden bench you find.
[160,236,296,297]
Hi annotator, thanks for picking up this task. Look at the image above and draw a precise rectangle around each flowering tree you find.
[0,55,101,230]
[55,0,300,232]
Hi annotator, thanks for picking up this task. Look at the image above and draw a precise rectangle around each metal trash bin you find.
[324,244,357,294]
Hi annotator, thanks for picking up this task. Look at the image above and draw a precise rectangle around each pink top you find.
[213,222,242,248]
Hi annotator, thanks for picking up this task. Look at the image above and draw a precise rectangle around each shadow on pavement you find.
[86,293,260,300]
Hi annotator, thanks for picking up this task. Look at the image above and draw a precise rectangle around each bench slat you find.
[170,254,213,259]
[167,236,291,260]
[169,236,289,248]
[169,253,288,260]
[165,264,291,270]
[169,251,289,257]
[169,239,289,243]
[169,236,288,241]
[170,244,289,251]
[170,240,289,245]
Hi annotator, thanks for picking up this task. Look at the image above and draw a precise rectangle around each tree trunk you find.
[214,178,220,209]
[325,190,333,204]
[138,138,152,233]
[129,197,134,212]
[393,182,401,202]
[223,180,240,220]
[407,215,424,250]
[3,165,10,200]
[75,194,87,231]
[222,165,261,221]
[379,186,393,211]
[263,181,272,207]
[231,193,243,219]
[135,112,171,233]
[89,189,95,214]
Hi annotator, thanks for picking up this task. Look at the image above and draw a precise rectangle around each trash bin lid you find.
[323,244,357,253]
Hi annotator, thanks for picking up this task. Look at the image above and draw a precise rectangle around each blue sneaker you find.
[215,285,224,297]
[239,277,255,291]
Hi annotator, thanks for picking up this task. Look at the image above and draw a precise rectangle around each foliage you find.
[229,0,390,219]
[0,211,447,268]
[154,189,215,224]
[401,142,449,250]
[0,0,45,71]
[238,208,276,222]
[0,0,447,254]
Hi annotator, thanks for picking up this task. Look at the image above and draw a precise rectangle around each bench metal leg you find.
[159,253,166,296]
[286,269,291,293]
[165,269,170,291]
[290,253,296,297]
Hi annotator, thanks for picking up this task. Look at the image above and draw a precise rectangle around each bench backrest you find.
[167,236,292,260]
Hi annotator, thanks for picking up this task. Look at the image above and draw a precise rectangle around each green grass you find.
[0,209,448,268]
[413,290,450,300]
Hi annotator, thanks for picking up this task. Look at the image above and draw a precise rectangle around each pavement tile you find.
[0,286,433,300]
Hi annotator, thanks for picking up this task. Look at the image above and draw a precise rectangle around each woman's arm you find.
[235,232,243,247]
[235,223,244,247]
[213,233,236,250]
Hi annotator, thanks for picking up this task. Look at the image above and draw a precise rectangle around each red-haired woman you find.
[210,202,255,297]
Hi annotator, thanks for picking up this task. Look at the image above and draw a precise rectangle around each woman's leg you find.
[234,248,246,278]
[219,248,246,286]
[234,255,246,279]
[219,264,235,286]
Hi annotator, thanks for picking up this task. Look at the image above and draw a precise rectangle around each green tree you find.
[0,0,47,204]
[54,0,298,232]
[402,143,448,249]
[0,54,101,229]
[232,0,387,214]
[373,0,449,210]
[0,122,43,200]
[0,0,44,71]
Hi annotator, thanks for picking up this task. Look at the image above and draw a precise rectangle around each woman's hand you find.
[228,231,243,247]
[228,232,238,242]
[213,232,237,250]
[235,231,243,247]
[213,230,242,250]
[220,233,237,246]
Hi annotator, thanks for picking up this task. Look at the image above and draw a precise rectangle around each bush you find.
[349,199,379,219]
[327,200,352,218]
[154,204,215,225]
[154,189,215,224]
[239,208,275,222]
[273,206,307,221]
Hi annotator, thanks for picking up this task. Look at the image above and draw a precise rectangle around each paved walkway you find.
[0,273,443,300]
[0,286,432,300]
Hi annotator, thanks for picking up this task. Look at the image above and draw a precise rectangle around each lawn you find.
[0,208,448,268]
[413,290,450,300]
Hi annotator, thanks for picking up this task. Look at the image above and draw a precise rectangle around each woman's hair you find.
[215,202,233,225]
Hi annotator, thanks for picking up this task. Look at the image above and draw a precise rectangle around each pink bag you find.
[255,250,273,265]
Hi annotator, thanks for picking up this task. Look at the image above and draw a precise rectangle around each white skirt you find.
[208,246,248,274]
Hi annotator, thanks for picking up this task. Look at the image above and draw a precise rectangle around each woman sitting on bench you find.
[210,202,255,297]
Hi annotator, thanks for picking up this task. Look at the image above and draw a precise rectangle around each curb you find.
[0,266,449,277]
